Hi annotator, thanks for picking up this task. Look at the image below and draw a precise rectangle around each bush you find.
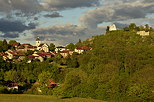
[0,86,9,94]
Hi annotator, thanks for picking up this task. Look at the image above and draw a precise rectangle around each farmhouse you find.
[137,31,150,36]
[75,46,92,54]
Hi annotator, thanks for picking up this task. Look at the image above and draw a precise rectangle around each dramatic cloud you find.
[41,0,100,10]
[0,0,42,14]
[33,24,87,36]
[44,12,63,18]
[80,0,154,28]
[0,19,37,38]
[32,23,106,45]
[0,0,100,15]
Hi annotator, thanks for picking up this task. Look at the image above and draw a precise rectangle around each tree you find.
[4,70,20,82]
[75,39,82,47]
[25,50,34,56]
[9,40,17,45]
[2,39,8,51]
[38,71,52,86]
[66,43,75,51]
[0,40,3,46]
[129,23,136,30]
[49,43,55,51]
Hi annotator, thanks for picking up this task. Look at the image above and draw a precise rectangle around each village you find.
[0,24,150,63]
[0,37,92,63]
[0,24,152,93]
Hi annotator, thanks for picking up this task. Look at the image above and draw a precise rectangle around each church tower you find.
[36,37,41,47]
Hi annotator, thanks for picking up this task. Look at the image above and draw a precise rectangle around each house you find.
[4,50,25,60]
[0,52,5,56]
[11,42,20,48]
[37,43,49,52]
[47,80,58,88]
[3,81,19,91]
[107,24,117,31]
[60,50,70,58]
[137,31,149,36]
[55,46,66,53]
[33,80,58,92]
[32,53,44,62]
[17,44,37,52]
[75,46,92,54]
[35,37,49,52]
[60,50,74,58]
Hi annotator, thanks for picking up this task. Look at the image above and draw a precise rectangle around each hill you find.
[0,25,154,102]
[60,30,154,101]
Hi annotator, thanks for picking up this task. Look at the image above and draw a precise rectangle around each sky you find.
[0,0,153,46]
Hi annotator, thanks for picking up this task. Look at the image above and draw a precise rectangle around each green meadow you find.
[0,94,106,102]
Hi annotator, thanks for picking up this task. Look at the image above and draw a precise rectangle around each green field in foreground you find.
[0,94,106,102]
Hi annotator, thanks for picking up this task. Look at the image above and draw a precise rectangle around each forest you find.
[0,24,154,102]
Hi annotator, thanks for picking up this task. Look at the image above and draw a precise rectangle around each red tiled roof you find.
[0,52,5,56]
[56,46,65,48]
[18,46,25,49]
[38,44,43,47]
[49,82,58,85]
[35,52,52,56]
[76,46,92,50]
[41,52,52,55]
[28,55,35,59]
[11,43,20,46]
[60,50,70,53]
[7,51,25,56]
[27,46,37,49]
[22,43,32,46]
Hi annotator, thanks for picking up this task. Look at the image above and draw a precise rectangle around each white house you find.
[137,31,150,36]
[55,46,66,53]
[37,43,49,52]
[108,24,117,31]
[75,46,92,54]
[35,37,49,52]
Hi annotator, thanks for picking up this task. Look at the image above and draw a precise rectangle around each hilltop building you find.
[137,31,149,36]
[107,24,117,31]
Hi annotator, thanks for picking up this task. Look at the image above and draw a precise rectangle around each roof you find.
[11,43,20,46]
[35,52,52,56]
[76,46,92,50]
[28,55,36,59]
[0,52,5,56]
[6,51,25,56]
[38,43,48,47]
[27,46,37,49]
[21,43,32,46]
[18,46,25,49]
[56,46,65,48]
[60,50,70,53]
[3,81,19,87]
[38,44,44,47]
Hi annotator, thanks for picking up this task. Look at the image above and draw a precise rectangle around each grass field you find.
[0,94,106,102]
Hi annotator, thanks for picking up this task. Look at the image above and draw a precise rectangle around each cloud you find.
[0,19,37,38]
[80,0,154,28]
[0,0,42,15]
[41,0,100,10]
[44,12,63,18]
[0,0,100,15]
[32,23,106,45]
[33,24,87,36]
